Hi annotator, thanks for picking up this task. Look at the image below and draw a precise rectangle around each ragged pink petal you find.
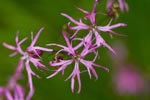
[3,42,16,50]
[61,13,89,31]
[77,7,89,14]
[94,30,116,55]
[33,46,53,52]
[61,13,82,25]
[71,77,75,93]
[5,91,13,100]
[18,37,28,46]
[25,61,35,100]
[62,31,75,54]
[73,31,93,51]
[30,27,44,47]
[49,60,73,66]
[97,20,127,37]
[47,43,71,54]
[65,62,81,93]
[80,59,98,79]
[47,60,73,79]
[29,57,47,70]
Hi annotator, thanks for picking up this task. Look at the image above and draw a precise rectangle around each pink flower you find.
[47,31,109,93]
[3,28,52,100]
[61,0,126,55]
[62,13,126,55]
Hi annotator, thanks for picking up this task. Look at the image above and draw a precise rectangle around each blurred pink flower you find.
[114,66,145,94]
[111,42,146,95]
[0,59,25,100]
[107,0,129,14]
[118,0,129,12]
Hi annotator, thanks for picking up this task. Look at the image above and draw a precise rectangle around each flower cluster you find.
[46,0,127,93]
[1,0,129,99]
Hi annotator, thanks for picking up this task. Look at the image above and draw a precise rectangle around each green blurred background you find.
[0,0,150,100]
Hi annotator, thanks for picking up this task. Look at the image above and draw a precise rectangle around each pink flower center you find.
[90,24,97,30]
[27,49,43,58]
